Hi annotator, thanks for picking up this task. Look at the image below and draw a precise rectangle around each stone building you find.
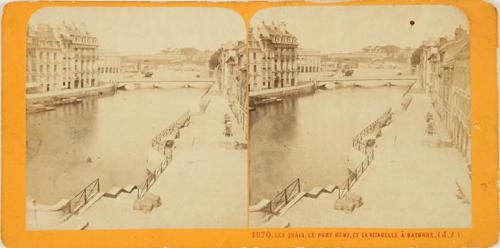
[248,21,299,92]
[216,41,248,139]
[58,22,99,89]
[419,27,470,162]
[25,22,99,93]
[320,56,339,73]
[297,48,321,83]
[438,28,470,161]
[97,50,121,85]
[26,24,63,93]
[420,39,442,100]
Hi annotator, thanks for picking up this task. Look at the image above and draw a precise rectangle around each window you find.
[40,65,43,72]
[53,53,57,60]
[54,65,57,72]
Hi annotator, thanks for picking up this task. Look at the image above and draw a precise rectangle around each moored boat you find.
[27,104,55,113]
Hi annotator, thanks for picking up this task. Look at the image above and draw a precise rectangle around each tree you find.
[410,46,424,67]
[209,48,222,70]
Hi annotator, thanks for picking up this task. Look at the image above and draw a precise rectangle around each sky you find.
[29,7,246,55]
[251,5,469,53]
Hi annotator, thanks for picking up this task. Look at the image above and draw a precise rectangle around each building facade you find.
[438,29,470,162]
[419,27,470,163]
[216,41,248,139]
[420,42,440,98]
[248,22,299,92]
[97,50,121,85]
[26,25,63,93]
[297,48,321,83]
[26,22,99,93]
[320,56,339,73]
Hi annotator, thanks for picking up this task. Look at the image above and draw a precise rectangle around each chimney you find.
[454,26,466,40]
[279,21,287,31]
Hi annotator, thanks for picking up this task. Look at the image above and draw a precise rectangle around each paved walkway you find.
[79,90,247,228]
[280,86,471,228]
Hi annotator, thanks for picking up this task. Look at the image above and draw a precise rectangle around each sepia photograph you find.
[248,5,471,228]
[25,7,248,229]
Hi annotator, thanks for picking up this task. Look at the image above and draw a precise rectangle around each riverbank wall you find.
[26,83,116,105]
[250,82,316,99]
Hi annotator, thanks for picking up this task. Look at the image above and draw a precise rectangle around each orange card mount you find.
[2,0,498,247]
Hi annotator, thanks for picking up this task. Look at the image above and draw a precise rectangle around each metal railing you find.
[352,108,392,154]
[68,178,100,214]
[338,109,391,199]
[268,178,301,214]
[401,96,413,111]
[137,169,157,199]
[337,150,374,199]
[151,111,190,154]
[402,82,416,97]
[136,111,191,199]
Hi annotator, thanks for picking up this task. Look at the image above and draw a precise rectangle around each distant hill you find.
[121,48,213,66]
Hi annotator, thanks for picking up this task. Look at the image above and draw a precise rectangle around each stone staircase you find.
[253,184,342,228]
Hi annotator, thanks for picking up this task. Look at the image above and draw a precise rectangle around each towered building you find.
[26,22,99,93]
[248,21,299,92]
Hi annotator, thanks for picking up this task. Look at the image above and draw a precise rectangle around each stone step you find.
[77,191,105,214]
[278,192,306,215]
[249,199,271,212]
[317,191,335,201]
[123,184,137,193]
[55,216,89,230]
[262,216,290,228]
[305,186,324,198]
[324,184,339,193]
[104,186,123,198]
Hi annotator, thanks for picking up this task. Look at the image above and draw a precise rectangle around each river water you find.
[27,85,206,204]
[249,86,405,204]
